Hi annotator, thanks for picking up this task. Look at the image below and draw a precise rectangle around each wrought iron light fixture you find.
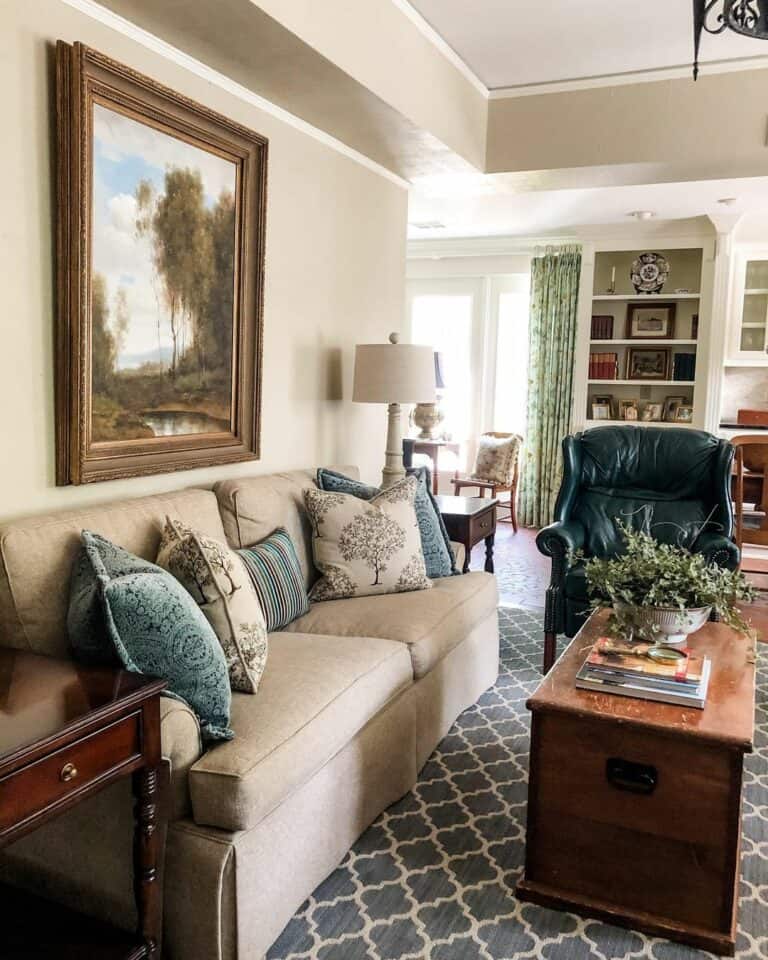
[693,0,768,78]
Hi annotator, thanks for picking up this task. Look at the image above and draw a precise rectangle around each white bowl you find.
[614,603,712,647]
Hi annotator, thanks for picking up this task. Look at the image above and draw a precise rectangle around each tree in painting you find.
[91,103,237,441]
[338,511,406,586]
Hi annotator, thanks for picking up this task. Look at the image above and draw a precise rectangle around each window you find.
[492,287,530,436]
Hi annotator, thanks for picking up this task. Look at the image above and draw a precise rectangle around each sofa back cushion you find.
[214,467,358,589]
[0,489,225,658]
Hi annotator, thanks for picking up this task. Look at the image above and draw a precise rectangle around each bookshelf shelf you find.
[592,293,700,301]
[590,339,697,346]
[585,418,695,429]
[588,379,695,386]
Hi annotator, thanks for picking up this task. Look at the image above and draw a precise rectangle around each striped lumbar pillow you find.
[238,528,310,631]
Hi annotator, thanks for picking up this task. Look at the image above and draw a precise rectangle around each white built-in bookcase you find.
[572,233,717,433]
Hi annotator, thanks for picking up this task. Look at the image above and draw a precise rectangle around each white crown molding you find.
[390,0,489,98]
[488,55,768,99]
[407,235,577,260]
[60,0,410,188]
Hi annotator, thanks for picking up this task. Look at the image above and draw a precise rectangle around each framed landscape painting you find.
[55,42,267,484]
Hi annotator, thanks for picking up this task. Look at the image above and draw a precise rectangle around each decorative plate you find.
[630,252,669,294]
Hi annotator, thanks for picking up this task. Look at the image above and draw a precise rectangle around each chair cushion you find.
[285,572,498,679]
[316,468,456,578]
[188,632,412,831]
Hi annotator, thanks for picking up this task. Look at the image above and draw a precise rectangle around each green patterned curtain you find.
[519,245,582,528]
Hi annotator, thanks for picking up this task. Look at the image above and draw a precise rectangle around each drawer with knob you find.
[0,713,142,838]
[470,510,495,539]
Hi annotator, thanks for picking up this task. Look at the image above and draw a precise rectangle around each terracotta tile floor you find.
[468,522,768,641]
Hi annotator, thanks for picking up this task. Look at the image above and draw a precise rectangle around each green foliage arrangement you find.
[580,522,756,635]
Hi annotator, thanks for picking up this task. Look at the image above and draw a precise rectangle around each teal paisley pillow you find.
[69,532,234,744]
[316,467,456,578]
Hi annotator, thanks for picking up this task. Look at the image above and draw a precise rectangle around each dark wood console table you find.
[0,648,166,959]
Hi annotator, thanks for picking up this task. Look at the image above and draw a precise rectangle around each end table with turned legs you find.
[0,648,166,959]
[435,495,498,574]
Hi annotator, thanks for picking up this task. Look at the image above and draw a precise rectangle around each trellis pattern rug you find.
[267,607,768,960]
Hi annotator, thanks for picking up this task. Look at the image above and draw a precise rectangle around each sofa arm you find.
[694,531,740,571]
[160,695,203,820]
[536,520,586,559]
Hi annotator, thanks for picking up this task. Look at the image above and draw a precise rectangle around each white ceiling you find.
[408,175,768,240]
[408,0,767,89]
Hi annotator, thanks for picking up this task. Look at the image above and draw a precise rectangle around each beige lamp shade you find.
[352,334,436,404]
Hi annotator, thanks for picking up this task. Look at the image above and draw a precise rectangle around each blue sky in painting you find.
[91,104,236,369]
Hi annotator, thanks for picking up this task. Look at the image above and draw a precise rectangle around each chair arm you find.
[693,531,740,571]
[454,478,497,490]
[536,520,586,559]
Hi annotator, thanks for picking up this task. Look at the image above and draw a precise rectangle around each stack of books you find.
[588,352,618,379]
[590,315,614,339]
[672,353,696,381]
[575,636,711,708]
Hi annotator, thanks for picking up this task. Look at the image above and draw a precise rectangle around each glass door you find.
[729,252,768,363]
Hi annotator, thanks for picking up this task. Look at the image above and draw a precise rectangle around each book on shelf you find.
[591,315,614,339]
[575,636,711,708]
[672,353,696,381]
[588,352,618,379]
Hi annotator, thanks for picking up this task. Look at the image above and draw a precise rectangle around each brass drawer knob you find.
[60,762,78,783]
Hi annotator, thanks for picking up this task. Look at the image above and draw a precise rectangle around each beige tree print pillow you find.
[304,476,432,601]
[473,434,522,486]
[156,518,268,694]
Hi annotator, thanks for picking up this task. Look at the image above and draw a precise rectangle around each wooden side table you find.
[436,495,497,574]
[517,608,756,956]
[406,440,461,494]
[0,648,167,959]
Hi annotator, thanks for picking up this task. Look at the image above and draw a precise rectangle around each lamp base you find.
[381,402,406,488]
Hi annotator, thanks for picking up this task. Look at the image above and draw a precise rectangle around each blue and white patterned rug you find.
[267,607,768,960]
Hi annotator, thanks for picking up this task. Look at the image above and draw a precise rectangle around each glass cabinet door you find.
[738,260,768,357]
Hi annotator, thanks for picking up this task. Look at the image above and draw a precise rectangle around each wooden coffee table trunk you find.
[517,609,756,955]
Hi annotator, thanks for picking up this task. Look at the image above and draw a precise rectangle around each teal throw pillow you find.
[69,531,234,744]
[238,528,310,630]
[316,467,456,578]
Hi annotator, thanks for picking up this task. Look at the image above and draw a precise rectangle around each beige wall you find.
[0,0,408,522]
[487,70,768,182]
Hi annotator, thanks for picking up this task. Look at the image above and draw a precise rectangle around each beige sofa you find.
[0,468,499,959]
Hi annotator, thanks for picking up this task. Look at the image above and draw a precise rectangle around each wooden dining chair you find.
[731,434,768,571]
[452,432,523,532]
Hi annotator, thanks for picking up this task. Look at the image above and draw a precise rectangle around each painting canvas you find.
[626,303,676,340]
[626,348,670,380]
[92,105,237,442]
[56,43,267,484]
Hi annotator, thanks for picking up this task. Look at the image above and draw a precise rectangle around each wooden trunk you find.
[517,610,756,955]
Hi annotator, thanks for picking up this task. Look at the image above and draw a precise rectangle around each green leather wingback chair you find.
[536,426,739,673]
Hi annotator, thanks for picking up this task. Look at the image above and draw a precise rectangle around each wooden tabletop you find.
[529,608,757,751]
[0,648,163,762]
[434,495,499,517]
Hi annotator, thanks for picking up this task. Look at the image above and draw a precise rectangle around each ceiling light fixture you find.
[628,210,655,221]
[693,1,768,79]
[717,197,738,205]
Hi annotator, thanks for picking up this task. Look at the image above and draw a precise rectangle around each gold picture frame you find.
[55,42,268,484]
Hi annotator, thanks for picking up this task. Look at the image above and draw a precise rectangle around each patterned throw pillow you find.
[316,467,457,578]
[238,528,310,631]
[305,475,432,601]
[69,531,233,744]
[156,518,268,695]
[473,434,522,486]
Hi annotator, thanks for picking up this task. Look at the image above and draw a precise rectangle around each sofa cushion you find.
[238,528,310,630]
[189,632,412,831]
[213,467,359,590]
[305,477,431,601]
[317,467,456,578]
[157,518,268,694]
[285,572,498,679]
[0,489,226,658]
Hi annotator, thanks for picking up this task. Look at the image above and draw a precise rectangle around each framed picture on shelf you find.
[593,393,614,414]
[663,395,688,422]
[55,42,268,484]
[626,347,670,380]
[626,303,676,340]
[618,399,640,421]
[591,403,612,420]
[641,402,663,422]
[674,405,694,424]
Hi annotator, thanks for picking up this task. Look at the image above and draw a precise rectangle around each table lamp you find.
[353,333,436,487]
